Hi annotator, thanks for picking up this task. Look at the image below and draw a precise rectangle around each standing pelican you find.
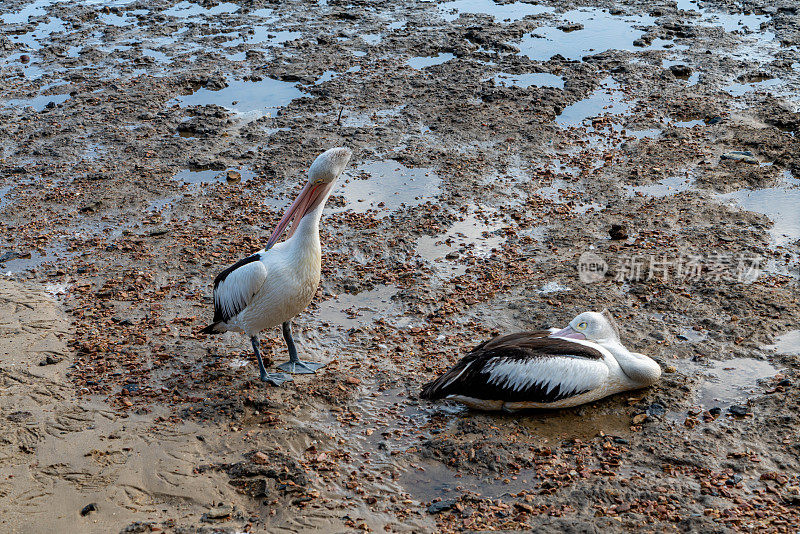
[420,310,661,411]
[202,147,352,385]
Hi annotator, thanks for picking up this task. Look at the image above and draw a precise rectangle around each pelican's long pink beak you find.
[550,326,586,340]
[265,180,333,249]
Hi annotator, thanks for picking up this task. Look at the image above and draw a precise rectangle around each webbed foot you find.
[275,360,324,374]
[260,372,293,386]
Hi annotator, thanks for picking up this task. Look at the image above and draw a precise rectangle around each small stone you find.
[226,170,242,183]
[664,365,677,373]
[80,503,98,516]
[609,224,628,240]
[632,414,648,424]
[39,355,63,366]
[728,404,750,416]
[616,503,631,513]
[203,503,232,520]
[427,498,456,514]
[445,251,460,259]
[20,54,30,63]
[557,22,583,32]
[252,451,270,464]
[709,407,722,416]
[721,151,758,164]
[514,502,534,513]
[668,64,692,77]
[345,376,361,385]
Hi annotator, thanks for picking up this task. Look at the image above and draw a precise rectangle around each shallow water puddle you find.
[490,72,563,89]
[2,53,45,80]
[716,171,800,247]
[1,0,52,24]
[173,168,256,185]
[315,285,400,330]
[3,93,70,112]
[417,206,506,275]
[7,15,67,51]
[555,76,631,127]
[695,358,777,410]
[335,160,441,216]
[676,0,771,35]
[724,77,783,97]
[406,53,455,70]
[173,77,303,117]
[520,8,656,61]
[625,174,694,198]
[312,65,361,85]
[766,330,800,356]
[439,0,552,23]
[164,1,239,19]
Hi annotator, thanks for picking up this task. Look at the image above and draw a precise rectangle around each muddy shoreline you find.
[1,0,799,532]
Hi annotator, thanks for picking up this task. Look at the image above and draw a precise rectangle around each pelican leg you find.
[275,321,324,374]
[251,335,292,386]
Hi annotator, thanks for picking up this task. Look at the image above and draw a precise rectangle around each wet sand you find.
[1,0,799,532]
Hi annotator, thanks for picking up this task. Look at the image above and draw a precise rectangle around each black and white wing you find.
[420,335,608,404]
[211,253,268,324]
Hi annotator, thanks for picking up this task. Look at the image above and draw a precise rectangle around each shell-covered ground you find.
[1,0,799,532]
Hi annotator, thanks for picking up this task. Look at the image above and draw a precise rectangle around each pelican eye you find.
[578,321,588,329]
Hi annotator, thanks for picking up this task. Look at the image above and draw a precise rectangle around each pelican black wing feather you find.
[210,253,267,323]
[420,332,604,403]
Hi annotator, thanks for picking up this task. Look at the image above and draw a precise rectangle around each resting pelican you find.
[202,147,352,385]
[420,310,661,411]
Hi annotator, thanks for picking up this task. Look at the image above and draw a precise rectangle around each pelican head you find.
[308,146,352,183]
[551,309,621,343]
[266,147,352,249]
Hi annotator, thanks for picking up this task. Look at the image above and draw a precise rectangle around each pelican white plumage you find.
[202,147,352,385]
[420,310,661,411]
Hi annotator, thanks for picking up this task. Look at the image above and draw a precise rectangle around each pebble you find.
[204,503,232,520]
[728,404,750,416]
[721,151,758,164]
[428,498,456,514]
[669,64,692,77]
[252,451,270,464]
[39,355,63,366]
[609,224,628,240]
[80,503,98,516]
[632,413,648,424]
